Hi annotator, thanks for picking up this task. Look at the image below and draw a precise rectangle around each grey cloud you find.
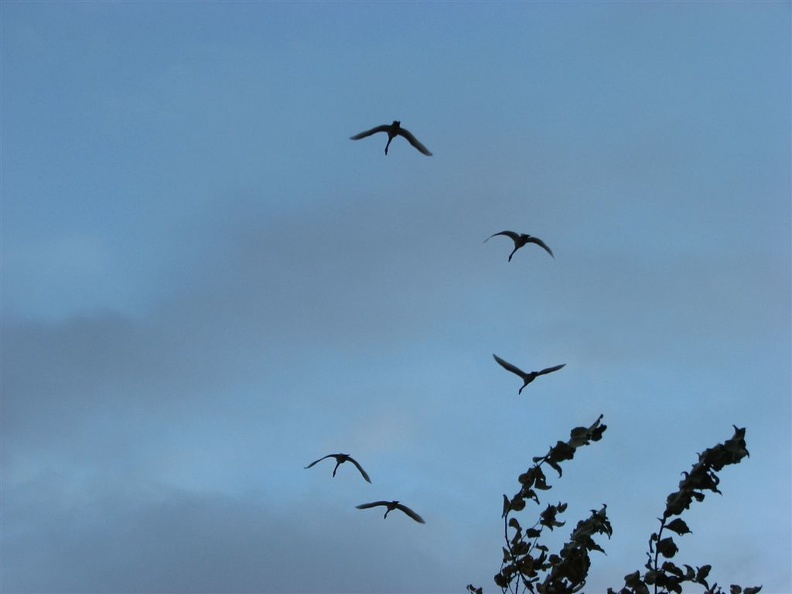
[4,481,466,593]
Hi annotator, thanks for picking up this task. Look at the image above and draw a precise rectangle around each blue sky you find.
[2,2,790,593]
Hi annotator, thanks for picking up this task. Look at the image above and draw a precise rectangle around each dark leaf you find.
[656,537,678,558]
[510,496,526,512]
[644,569,661,585]
[623,570,641,585]
[533,466,550,490]
[665,518,692,535]
[588,540,606,555]
[664,490,695,517]
[548,441,576,464]
[516,557,533,576]
[569,425,591,446]
[696,564,712,583]
[623,570,651,594]
[540,503,566,529]
[547,458,563,477]
[522,486,540,504]
[512,541,529,555]
[518,470,534,486]
[662,561,683,577]
[525,527,542,538]
[494,572,509,588]
[591,422,607,441]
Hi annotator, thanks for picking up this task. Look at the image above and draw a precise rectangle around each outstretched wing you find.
[493,354,527,379]
[395,503,426,524]
[347,456,372,483]
[304,454,335,469]
[536,363,566,376]
[527,236,554,257]
[397,128,432,156]
[350,124,390,140]
[356,501,389,510]
[485,230,520,243]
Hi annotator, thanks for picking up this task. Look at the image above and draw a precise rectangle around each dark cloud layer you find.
[4,483,465,593]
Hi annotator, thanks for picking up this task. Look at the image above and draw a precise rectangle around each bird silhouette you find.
[356,500,425,524]
[304,453,371,483]
[492,354,565,394]
[350,121,432,156]
[485,231,554,261]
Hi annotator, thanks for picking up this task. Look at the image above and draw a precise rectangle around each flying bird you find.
[350,120,432,156]
[304,453,371,483]
[485,231,554,261]
[492,354,565,394]
[356,500,425,524]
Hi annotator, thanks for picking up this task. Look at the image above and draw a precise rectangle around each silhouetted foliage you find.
[492,414,611,594]
[467,424,760,594]
[608,425,759,594]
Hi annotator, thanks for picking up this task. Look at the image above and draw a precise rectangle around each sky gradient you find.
[2,3,790,593]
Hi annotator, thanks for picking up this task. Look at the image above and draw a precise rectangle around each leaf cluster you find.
[469,424,760,594]
[493,414,611,594]
[608,426,760,594]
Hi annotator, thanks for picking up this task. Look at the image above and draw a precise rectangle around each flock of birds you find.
[304,120,565,525]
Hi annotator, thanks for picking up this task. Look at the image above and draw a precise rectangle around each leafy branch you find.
[469,424,761,594]
[485,414,610,594]
[608,426,760,594]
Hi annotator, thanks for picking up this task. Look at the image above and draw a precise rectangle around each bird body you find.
[350,120,432,156]
[492,354,565,394]
[356,500,425,524]
[304,453,371,483]
[485,230,554,261]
